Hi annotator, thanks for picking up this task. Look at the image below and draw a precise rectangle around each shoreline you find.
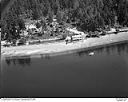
[1,31,128,59]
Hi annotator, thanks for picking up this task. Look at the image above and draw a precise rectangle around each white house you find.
[26,24,37,30]
[66,27,85,35]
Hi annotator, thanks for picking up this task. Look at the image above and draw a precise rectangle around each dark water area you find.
[1,42,128,97]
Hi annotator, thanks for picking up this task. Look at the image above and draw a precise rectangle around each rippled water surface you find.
[1,42,128,97]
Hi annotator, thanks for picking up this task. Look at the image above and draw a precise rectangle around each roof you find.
[66,27,84,35]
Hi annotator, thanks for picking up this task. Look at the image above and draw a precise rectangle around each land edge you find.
[1,32,128,59]
[1,40,128,60]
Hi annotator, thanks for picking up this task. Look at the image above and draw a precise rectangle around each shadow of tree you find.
[5,56,31,67]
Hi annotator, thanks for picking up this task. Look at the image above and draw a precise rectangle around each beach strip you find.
[1,31,128,58]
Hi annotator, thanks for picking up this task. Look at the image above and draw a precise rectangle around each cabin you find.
[66,27,86,41]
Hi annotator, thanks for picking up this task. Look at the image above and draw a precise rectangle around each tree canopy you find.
[1,0,128,40]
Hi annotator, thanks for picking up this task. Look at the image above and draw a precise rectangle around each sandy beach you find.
[1,31,128,58]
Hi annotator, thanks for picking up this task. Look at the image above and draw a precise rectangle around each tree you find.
[17,18,26,30]
[1,0,128,42]
[36,22,41,28]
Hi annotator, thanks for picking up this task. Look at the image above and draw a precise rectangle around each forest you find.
[1,0,128,41]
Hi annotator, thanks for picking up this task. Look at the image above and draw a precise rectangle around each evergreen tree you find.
[1,0,128,41]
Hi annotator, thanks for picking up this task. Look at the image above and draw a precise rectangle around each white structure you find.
[66,27,86,41]
[26,24,37,30]
[66,27,85,35]
[107,28,116,33]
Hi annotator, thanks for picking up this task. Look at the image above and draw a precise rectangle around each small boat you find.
[89,52,94,56]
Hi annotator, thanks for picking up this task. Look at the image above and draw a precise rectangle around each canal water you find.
[1,41,128,97]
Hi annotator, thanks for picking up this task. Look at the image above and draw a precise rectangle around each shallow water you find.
[1,42,128,97]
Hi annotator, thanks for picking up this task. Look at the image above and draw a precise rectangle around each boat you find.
[89,52,94,56]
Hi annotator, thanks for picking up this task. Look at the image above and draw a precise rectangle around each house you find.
[26,23,37,30]
[66,27,85,35]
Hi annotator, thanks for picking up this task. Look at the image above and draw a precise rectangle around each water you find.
[1,41,128,97]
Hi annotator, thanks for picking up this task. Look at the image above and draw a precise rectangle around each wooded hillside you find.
[1,0,128,40]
